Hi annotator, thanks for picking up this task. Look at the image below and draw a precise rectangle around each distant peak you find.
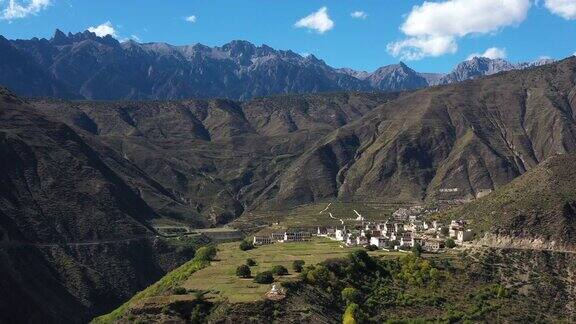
[222,40,255,50]
[51,29,68,45]
[50,29,119,47]
[221,40,257,58]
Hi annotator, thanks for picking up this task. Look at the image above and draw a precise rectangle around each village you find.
[253,205,474,252]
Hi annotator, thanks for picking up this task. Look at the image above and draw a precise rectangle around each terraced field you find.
[183,237,402,302]
[233,201,409,231]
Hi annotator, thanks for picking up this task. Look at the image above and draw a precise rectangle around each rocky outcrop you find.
[475,233,576,253]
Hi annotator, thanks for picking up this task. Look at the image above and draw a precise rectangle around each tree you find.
[365,244,378,251]
[239,240,254,251]
[343,303,359,324]
[341,287,360,304]
[441,227,449,237]
[254,271,274,284]
[386,240,399,250]
[411,242,423,257]
[445,238,456,248]
[271,265,289,276]
[246,258,257,266]
[195,245,217,262]
[292,260,305,273]
[236,264,252,278]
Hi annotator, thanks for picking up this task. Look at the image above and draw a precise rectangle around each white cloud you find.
[466,47,507,60]
[185,15,197,23]
[388,35,457,60]
[351,11,367,19]
[295,6,334,34]
[544,0,576,19]
[88,21,117,38]
[1,0,51,20]
[387,0,530,60]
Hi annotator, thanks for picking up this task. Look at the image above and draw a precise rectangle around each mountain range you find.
[8,56,574,229]
[0,30,557,101]
[1,30,575,323]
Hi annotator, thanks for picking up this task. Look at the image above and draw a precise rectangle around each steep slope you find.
[267,57,576,208]
[0,88,195,323]
[446,153,576,247]
[31,92,399,226]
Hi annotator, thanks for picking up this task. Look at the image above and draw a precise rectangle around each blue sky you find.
[0,0,574,73]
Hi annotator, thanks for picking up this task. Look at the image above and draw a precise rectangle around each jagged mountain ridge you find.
[0,30,558,101]
[435,56,556,85]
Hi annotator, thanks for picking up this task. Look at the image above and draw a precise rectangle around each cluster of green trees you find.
[297,249,448,322]
[236,259,306,283]
[239,240,254,251]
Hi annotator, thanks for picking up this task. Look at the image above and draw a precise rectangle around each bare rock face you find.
[435,57,557,85]
[0,30,559,101]
[1,30,371,101]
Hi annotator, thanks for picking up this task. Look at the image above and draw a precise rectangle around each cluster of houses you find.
[253,231,312,245]
[318,218,473,252]
[252,205,474,253]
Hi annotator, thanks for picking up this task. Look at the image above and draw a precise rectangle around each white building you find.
[400,231,414,247]
[457,229,474,243]
[449,220,467,238]
[346,235,357,246]
[335,227,348,241]
[253,236,273,245]
[317,227,336,237]
[370,236,389,248]
[284,231,311,242]
[271,233,285,242]
[356,236,369,246]
[422,238,443,252]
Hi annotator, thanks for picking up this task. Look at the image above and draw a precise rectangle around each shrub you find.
[195,245,217,262]
[386,240,399,249]
[412,242,423,257]
[365,244,379,251]
[292,260,305,273]
[236,264,252,278]
[240,240,254,251]
[172,287,187,295]
[271,265,289,276]
[341,287,360,304]
[445,238,456,248]
[441,227,449,236]
[343,303,359,324]
[246,258,257,266]
[254,271,274,284]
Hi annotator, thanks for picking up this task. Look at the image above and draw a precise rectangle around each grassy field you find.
[183,237,403,302]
